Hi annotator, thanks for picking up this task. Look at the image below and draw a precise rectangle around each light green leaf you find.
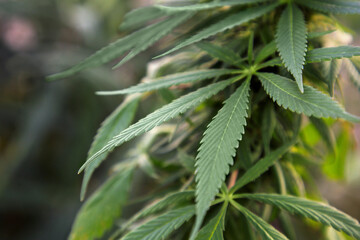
[193,79,250,237]
[239,194,360,239]
[306,46,360,63]
[157,3,279,58]
[230,142,294,194]
[195,202,228,240]
[70,166,135,240]
[257,73,360,122]
[296,0,360,15]
[230,200,288,240]
[81,95,140,200]
[121,205,195,240]
[197,42,244,67]
[79,78,236,173]
[114,13,193,69]
[276,3,307,92]
[156,0,272,12]
[47,13,191,81]
[119,6,169,31]
[97,69,237,95]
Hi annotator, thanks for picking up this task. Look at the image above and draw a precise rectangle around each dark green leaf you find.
[276,3,307,92]
[97,69,237,95]
[257,73,360,122]
[306,46,360,63]
[121,205,195,240]
[296,0,360,15]
[230,200,288,240]
[80,78,236,173]
[157,3,279,58]
[240,194,360,239]
[194,79,250,236]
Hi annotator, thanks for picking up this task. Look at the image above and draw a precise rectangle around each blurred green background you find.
[0,0,359,239]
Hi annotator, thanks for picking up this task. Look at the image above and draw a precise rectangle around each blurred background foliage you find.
[0,0,359,239]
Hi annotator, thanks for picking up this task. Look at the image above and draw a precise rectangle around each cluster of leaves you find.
[49,0,360,239]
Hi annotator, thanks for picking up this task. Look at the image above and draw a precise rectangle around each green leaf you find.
[157,3,279,58]
[254,41,276,64]
[307,30,336,39]
[261,103,276,154]
[344,58,360,91]
[193,79,250,237]
[121,205,195,240]
[257,73,360,122]
[239,194,360,239]
[276,3,307,92]
[81,95,140,200]
[296,0,360,15]
[178,150,196,173]
[195,202,228,240]
[70,166,135,240]
[119,6,170,31]
[122,191,195,233]
[323,59,342,96]
[79,78,236,173]
[47,13,191,81]
[134,191,195,221]
[230,200,289,240]
[230,142,294,194]
[96,69,237,95]
[113,13,193,69]
[306,46,360,63]
[196,42,244,67]
[309,117,335,153]
[156,0,272,12]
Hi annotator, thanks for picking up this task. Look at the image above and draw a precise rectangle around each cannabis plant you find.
[49,0,360,239]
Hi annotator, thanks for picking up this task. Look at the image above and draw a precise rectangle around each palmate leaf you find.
[196,42,244,67]
[276,3,307,92]
[230,141,294,194]
[80,95,139,200]
[69,166,135,240]
[157,3,279,58]
[121,205,195,240]
[296,0,360,15]
[257,73,360,122]
[119,6,170,31]
[306,46,360,63]
[156,0,272,12]
[96,69,237,95]
[195,202,228,240]
[47,13,191,80]
[240,194,360,239]
[79,78,236,173]
[193,79,250,238]
[230,200,288,240]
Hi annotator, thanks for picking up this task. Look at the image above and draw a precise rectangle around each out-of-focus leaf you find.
[70,166,135,240]
[81,95,140,200]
